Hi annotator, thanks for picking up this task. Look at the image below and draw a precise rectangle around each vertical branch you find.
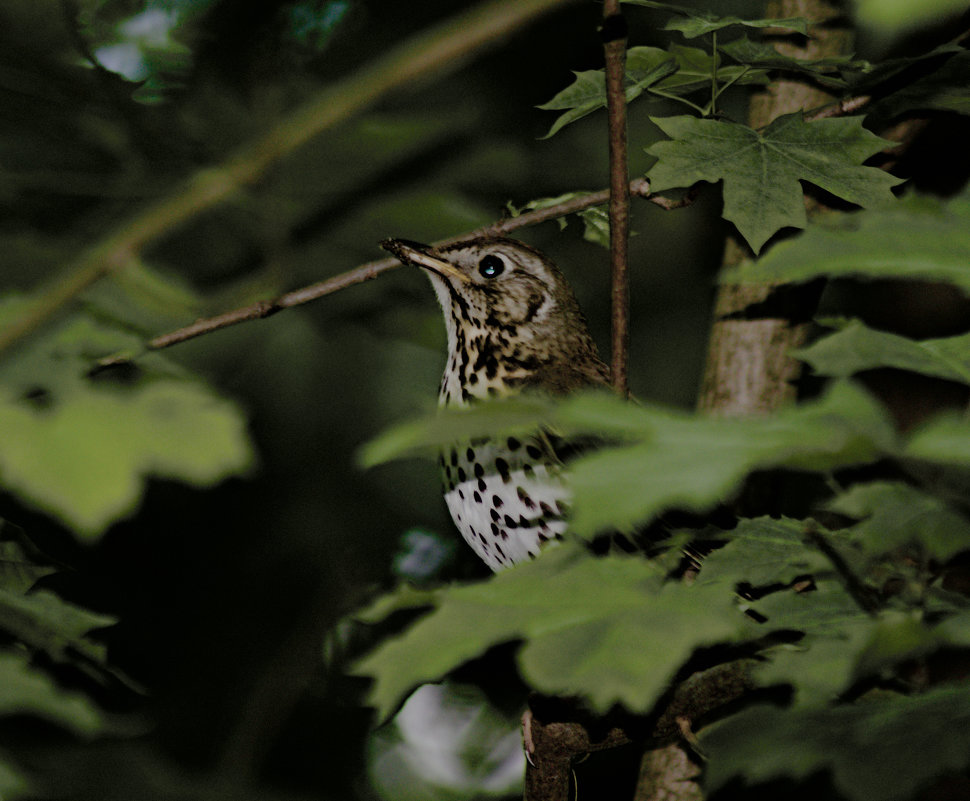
[697,0,850,417]
[524,18,632,798]
[602,0,631,397]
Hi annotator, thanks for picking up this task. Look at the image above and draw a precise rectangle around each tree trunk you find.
[697,0,851,417]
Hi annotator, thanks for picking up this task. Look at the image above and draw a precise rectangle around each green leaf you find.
[0,649,104,737]
[361,384,894,539]
[567,381,895,536]
[0,536,56,595]
[852,610,958,679]
[855,0,970,36]
[655,44,768,96]
[723,187,970,291]
[537,50,677,138]
[646,114,903,253]
[508,193,612,247]
[827,481,970,562]
[577,206,611,248]
[905,413,970,468]
[0,303,255,539]
[754,583,970,707]
[719,35,862,88]
[353,583,441,625]
[753,582,875,705]
[0,589,116,665]
[621,0,808,38]
[796,319,970,384]
[0,757,29,801]
[353,545,744,720]
[536,43,769,136]
[697,517,835,588]
[357,395,556,468]
[704,686,970,801]
[873,51,970,118]
[537,70,608,138]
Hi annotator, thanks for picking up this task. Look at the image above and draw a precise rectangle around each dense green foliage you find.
[2,0,970,800]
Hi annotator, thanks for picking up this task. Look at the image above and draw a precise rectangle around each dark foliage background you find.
[3,0,970,799]
[0,1,735,798]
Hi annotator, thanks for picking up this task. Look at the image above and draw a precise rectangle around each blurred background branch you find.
[0,0,579,355]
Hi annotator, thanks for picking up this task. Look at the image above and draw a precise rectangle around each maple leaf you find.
[645,113,903,253]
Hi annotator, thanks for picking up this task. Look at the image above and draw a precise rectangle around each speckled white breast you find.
[439,433,567,571]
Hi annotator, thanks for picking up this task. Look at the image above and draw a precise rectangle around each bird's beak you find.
[380,239,470,283]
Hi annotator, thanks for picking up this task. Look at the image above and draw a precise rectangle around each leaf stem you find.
[646,87,707,115]
[710,65,753,112]
[710,30,719,116]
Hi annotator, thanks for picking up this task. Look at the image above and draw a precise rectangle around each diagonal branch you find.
[0,0,582,356]
[146,178,692,352]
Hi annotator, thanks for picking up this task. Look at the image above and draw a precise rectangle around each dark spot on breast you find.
[523,464,536,479]
[506,436,521,451]
[450,451,458,466]
[526,444,542,460]
[473,490,482,503]
[495,543,506,559]
[458,489,464,500]
[466,447,475,461]
[485,354,498,379]
[468,373,478,385]
[495,458,511,482]
[492,495,503,508]
[506,353,542,371]
[473,462,484,478]
[477,478,487,492]
[490,508,500,522]
[516,487,536,510]
[457,467,466,483]
[504,515,518,529]
[518,515,530,528]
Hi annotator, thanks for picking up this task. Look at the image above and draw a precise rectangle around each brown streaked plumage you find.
[382,236,608,570]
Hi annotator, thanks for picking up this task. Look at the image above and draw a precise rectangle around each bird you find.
[381,236,609,570]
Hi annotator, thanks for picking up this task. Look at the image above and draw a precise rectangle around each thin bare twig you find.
[602,0,632,397]
[804,93,872,121]
[146,178,675,351]
[0,0,581,356]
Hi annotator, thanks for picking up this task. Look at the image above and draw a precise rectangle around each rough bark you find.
[697,0,851,417]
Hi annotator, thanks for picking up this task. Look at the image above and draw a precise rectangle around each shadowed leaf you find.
[722,188,970,291]
[646,114,902,253]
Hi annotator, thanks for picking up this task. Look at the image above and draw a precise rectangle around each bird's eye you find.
[478,254,505,279]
